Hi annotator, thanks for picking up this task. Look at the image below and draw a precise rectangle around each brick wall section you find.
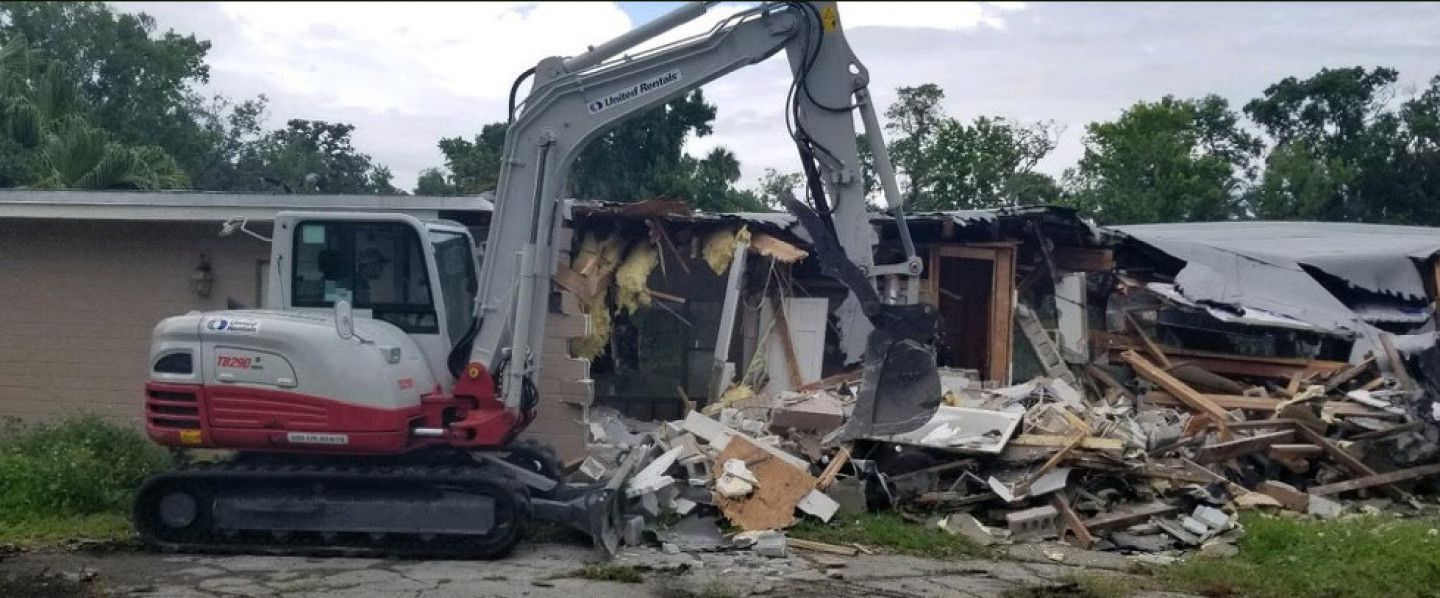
[518,223,592,462]
[0,219,269,426]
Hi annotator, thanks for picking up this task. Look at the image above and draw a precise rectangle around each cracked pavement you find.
[0,540,1198,597]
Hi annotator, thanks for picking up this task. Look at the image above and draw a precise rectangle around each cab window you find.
[431,230,477,343]
[293,221,438,334]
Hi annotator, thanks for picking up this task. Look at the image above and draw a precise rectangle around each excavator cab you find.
[268,212,478,387]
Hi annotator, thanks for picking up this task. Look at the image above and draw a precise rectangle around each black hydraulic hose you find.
[508,66,537,124]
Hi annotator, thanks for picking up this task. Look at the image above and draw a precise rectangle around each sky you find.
[115,2,1440,193]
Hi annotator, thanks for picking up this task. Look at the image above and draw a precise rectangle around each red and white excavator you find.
[134,1,941,558]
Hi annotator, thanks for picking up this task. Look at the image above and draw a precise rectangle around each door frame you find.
[926,242,1018,384]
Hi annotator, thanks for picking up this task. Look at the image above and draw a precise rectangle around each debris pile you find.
[578,301,1440,561]
[545,201,1440,561]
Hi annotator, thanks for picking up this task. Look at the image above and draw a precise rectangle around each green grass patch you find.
[567,564,645,583]
[791,512,992,558]
[0,416,168,546]
[1161,512,1440,598]
[0,513,134,548]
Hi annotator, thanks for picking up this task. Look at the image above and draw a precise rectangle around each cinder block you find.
[544,313,591,340]
[1005,505,1060,541]
[538,376,594,398]
[540,356,591,383]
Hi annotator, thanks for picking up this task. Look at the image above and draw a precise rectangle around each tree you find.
[860,84,1059,210]
[0,35,186,190]
[0,2,225,188]
[921,116,1060,210]
[1064,95,1259,224]
[883,84,946,205]
[427,122,509,195]
[1244,67,1440,224]
[413,167,456,196]
[569,89,717,202]
[234,119,396,194]
[419,90,770,210]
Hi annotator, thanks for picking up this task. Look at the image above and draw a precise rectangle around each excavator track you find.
[133,459,532,559]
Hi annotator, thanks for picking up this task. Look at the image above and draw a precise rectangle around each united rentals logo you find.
[206,317,260,334]
[587,70,682,114]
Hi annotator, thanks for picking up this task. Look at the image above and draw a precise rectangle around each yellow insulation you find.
[615,243,660,314]
[702,226,751,276]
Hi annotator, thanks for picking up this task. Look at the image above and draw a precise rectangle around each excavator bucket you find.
[782,196,942,442]
[829,304,942,441]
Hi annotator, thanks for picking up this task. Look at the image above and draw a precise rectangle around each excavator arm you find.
[468,1,940,439]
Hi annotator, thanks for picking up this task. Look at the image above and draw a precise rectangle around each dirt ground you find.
[0,538,1201,598]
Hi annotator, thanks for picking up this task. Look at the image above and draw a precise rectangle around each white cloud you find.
[839,2,1022,31]
[116,2,1440,195]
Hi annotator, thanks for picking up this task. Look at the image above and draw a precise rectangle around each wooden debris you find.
[1124,313,1172,369]
[1293,425,1409,501]
[1094,331,1349,378]
[711,436,817,531]
[1123,350,1232,438]
[1010,435,1125,452]
[1309,463,1440,496]
[816,444,851,490]
[1081,503,1181,531]
[1322,356,1375,393]
[1193,430,1296,464]
[789,538,860,556]
[1051,492,1095,549]
[1143,391,1392,419]
[769,293,806,389]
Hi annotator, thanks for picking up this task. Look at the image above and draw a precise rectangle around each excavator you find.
[133,1,941,558]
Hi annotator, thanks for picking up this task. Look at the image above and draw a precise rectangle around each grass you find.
[1158,512,1440,598]
[0,416,169,548]
[567,564,646,583]
[791,512,993,558]
[0,513,134,548]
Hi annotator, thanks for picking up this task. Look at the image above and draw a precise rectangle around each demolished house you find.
[527,204,1440,560]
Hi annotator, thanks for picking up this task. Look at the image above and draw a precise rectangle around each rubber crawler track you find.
[133,460,533,560]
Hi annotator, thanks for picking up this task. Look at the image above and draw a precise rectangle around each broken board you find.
[711,435,818,531]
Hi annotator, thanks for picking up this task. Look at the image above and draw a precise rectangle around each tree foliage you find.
[1063,95,1259,224]
[862,83,1060,211]
[417,90,768,211]
[1244,67,1440,224]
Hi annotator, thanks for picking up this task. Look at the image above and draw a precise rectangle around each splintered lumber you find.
[1051,493,1095,549]
[711,436,817,531]
[816,444,851,490]
[1193,430,1296,464]
[1323,356,1376,393]
[1124,313,1172,369]
[1094,332,1348,379]
[1380,334,1418,394]
[1142,391,1392,419]
[1081,503,1181,531]
[1293,425,1409,501]
[1010,435,1125,452]
[1085,364,1135,401]
[789,538,860,556]
[1123,350,1232,438]
[1309,463,1440,496]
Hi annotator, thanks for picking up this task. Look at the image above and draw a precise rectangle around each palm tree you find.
[1,35,187,190]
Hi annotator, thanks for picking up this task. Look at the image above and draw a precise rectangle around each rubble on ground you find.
[540,202,1440,564]
[571,290,1440,564]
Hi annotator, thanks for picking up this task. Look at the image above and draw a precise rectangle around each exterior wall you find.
[0,219,271,426]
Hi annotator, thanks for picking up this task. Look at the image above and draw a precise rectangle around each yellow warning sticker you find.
[179,429,202,445]
[821,5,838,31]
